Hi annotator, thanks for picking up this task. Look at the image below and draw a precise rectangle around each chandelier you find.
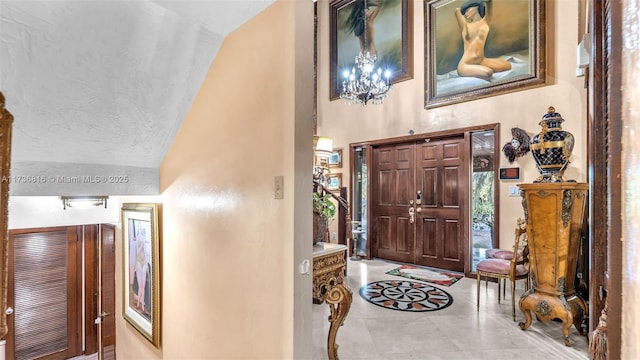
[339,0,392,105]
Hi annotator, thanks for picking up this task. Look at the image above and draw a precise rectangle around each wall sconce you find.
[60,196,109,210]
[313,136,333,185]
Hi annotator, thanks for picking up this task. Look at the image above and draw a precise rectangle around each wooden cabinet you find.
[517,183,588,346]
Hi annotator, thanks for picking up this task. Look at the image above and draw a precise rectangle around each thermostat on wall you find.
[499,167,520,180]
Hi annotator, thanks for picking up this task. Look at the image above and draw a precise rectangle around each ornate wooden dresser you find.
[518,182,588,346]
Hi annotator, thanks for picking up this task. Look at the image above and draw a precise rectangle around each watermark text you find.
[1,175,130,184]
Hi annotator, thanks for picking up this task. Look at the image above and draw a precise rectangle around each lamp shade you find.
[314,136,333,158]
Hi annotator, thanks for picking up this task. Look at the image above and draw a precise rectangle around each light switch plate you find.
[509,186,520,197]
[274,176,284,199]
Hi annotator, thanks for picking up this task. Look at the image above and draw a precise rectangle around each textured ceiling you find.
[0,0,274,195]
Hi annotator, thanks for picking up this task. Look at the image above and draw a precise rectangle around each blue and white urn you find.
[530,107,574,182]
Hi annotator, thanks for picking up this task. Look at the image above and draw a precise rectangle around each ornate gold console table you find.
[518,183,588,346]
[313,243,351,360]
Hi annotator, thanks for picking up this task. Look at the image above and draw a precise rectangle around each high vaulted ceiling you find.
[0,0,274,196]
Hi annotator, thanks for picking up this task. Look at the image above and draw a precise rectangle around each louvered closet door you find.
[7,227,81,360]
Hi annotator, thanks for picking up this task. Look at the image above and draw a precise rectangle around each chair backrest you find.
[510,218,529,277]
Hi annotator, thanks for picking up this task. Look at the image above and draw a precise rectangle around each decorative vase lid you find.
[539,106,565,128]
[530,106,574,183]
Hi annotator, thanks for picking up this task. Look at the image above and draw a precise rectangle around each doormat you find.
[386,264,463,287]
[359,280,453,312]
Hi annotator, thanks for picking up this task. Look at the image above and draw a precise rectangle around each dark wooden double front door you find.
[371,136,468,272]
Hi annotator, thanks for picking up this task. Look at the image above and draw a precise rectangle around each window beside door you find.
[471,130,496,271]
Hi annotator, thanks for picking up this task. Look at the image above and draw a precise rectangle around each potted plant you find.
[313,191,336,245]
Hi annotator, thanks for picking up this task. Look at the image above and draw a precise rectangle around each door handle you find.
[6,306,13,315]
[408,207,415,224]
[95,311,111,324]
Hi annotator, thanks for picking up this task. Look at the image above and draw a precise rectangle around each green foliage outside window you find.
[472,171,494,233]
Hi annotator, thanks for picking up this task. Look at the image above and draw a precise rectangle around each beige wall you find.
[317,0,587,249]
[114,1,314,358]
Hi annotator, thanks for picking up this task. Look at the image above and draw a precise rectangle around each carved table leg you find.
[568,295,588,336]
[518,291,587,346]
[518,298,533,331]
[325,283,352,360]
[560,311,575,346]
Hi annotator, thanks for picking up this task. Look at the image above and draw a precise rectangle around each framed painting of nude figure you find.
[122,203,161,347]
[330,0,413,101]
[424,0,546,109]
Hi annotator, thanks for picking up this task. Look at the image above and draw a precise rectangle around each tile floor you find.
[68,345,112,360]
[313,258,589,360]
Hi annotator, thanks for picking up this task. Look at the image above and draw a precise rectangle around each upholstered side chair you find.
[484,232,517,299]
[485,248,514,260]
[476,218,529,321]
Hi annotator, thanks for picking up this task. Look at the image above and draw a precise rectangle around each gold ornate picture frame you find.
[122,203,161,347]
[326,173,343,192]
[328,148,343,168]
[424,0,546,109]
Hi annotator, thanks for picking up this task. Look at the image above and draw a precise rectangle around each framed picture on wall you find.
[122,203,161,348]
[424,0,546,109]
[326,173,343,192]
[330,0,413,100]
[328,149,343,168]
